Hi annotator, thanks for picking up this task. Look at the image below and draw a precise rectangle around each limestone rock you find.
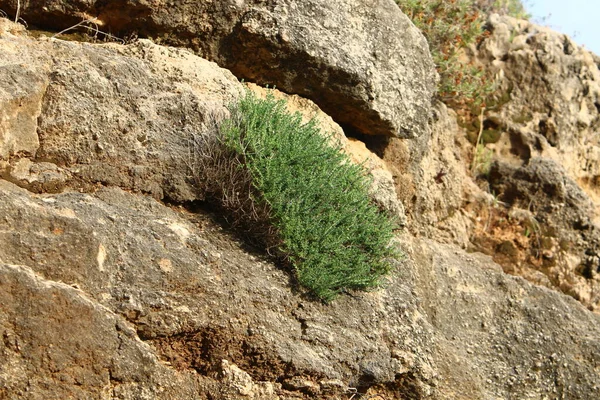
[1,158,70,193]
[382,101,475,244]
[0,180,598,398]
[472,14,600,212]
[466,14,600,311]
[0,11,598,400]
[487,158,600,311]
[0,20,46,159]
[0,20,244,202]
[0,24,407,222]
[0,0,437,138]
[0,262,217,399]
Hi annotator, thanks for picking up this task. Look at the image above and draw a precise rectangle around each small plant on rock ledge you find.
[190,91,399,302]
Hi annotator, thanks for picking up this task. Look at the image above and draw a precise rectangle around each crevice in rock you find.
[349,372,423,400]
[507,130,532,162]
[146,326,356,398]
[342,125,391,159]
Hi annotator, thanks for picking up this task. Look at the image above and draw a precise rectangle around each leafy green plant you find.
[470,108,494,176]
[192,91,398,302]
[396,0,528,115]
[396,0,495,110]
[472,143,494,176]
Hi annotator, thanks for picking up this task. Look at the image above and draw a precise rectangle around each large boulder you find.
[0,0,437,138]
[0,18,244,203]
[0,19,405,220]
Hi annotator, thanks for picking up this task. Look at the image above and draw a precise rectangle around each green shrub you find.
[396,0,529,112]
[197,91,398,302]
[396,0,494,110]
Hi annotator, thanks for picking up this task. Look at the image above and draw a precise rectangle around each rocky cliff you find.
[0,2,599,399]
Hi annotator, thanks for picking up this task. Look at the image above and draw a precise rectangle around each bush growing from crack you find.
[190,91,398,302]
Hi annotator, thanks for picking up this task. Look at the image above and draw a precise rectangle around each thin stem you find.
[14,0,20,23]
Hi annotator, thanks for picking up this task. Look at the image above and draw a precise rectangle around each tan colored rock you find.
[0,19,244,202]
[383,101,475,245]
[0,261,216,399]
[2,158,70,193]
[473,14,600,204]
[0,20,47,159]
[0,179,599,399]
[221,360,255,396]
[465,14,600,311]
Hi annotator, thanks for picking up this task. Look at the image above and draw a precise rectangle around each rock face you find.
[0,20,406,223]
[486,158,600,310]
[475,14,600,188]
[382,101,475,246]
[0,0,437,138]
[0,15,599,400]
[461,14,600,311]
[0,18,244,203]
[1,179,599,399]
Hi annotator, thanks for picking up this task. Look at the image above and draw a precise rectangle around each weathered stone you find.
[227,0,436,138]
[464,14,600,311]
[0,0,437,138]
[0,20,244,202]
[383,101,475,244]
[487,158,600,311]
[1,158,70,193]
[0,10,598,400]
[0,262,218,400]
[472,14,600,211]
[0,179,599,399]
[0,20,46,159]
[0,24,407,221]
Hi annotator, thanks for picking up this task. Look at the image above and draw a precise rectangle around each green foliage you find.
[396,0,494,110]
[472,143,494,176]
[396,0,528,112]
[218,91,398,302]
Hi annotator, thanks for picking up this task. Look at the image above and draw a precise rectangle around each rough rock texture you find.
[460,14,600,311]
[474,14,600,191]
[0,262,220,400]
[0,21,406,223]
[0,14,599,400]
[485,158,600,310]
[0,0,437,138]
[0,18,244,203]
[381,101,476,246]
[1,179,599,399]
